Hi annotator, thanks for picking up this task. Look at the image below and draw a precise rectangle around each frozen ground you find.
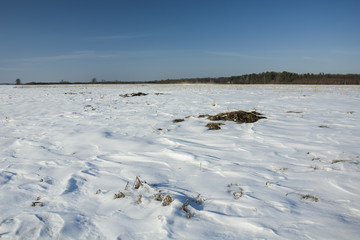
[0,84,359,239]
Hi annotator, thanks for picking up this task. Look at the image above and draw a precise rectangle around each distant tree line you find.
[149,72,360,85]
[23,72,360,85]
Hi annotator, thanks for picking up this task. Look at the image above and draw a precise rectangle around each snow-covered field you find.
[1,84,359,239]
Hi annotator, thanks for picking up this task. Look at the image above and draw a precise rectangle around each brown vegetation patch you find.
[331,159,359,165]
[173,118,185,123]
[205,110,266,123]
[301,194,319,202]
[113,191,125,199]
[162,195,173,206]
[206,122,224,130]
[31,201,44,207]
[120,92,148,98]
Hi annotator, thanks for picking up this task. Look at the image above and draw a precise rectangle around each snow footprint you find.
[62,175,86,195]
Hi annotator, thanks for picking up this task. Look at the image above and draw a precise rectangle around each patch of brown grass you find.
[206,122,224,130]
[331,159,359,165]
[207,110,266,123]
[173,119,185,123]
[301,194,319,202]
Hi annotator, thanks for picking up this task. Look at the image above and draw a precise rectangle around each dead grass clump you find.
[173,118,185,123]
[31,201,44,207]
[207,110,266,123]
[120,92,148,98]
[198,114,210,118]
[206,122,224,130]
[133,176,144,189]
[182,199,192,218]
[162,195,173,206]
[195,194,204,205]
[114,191,125,199]
[227,183,243,199]
[277,167,288,171]
[332,159,359,165]
[233,191,243,199]
[154,192,164,201]
[301,194,319,202]
[136,194,142,204]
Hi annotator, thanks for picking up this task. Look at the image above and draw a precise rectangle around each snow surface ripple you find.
[0,84,359,239]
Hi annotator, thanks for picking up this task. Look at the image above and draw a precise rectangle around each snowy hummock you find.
[0,84,359,239]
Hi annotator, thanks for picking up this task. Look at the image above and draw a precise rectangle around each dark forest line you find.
[21,71,360,85]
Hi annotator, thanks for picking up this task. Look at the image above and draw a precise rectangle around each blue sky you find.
[1,0,359,83]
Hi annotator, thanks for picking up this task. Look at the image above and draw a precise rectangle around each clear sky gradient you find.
[1,0,359,83]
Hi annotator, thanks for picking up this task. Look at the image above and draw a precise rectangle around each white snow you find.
[0,84,359,239]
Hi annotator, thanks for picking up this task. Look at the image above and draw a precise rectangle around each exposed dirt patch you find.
[120,92,148,98]
[173,118,185,123]
[198,114,210,118]
[206,122,224,130]
[206,110,266,123]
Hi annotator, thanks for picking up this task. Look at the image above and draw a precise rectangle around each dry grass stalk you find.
[134,176,143,189]
[182,199,192,218]
[137,194,142,204]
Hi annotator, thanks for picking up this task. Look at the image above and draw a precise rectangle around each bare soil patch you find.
[120,92,148,98]
[173,119,185,123]
[206,122,224,130]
